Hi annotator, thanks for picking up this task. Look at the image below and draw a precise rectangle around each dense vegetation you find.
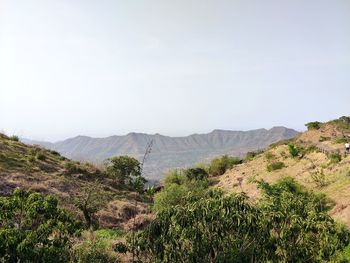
[0,189,81,262]
[2,116,350,262]
[132,178,350,262]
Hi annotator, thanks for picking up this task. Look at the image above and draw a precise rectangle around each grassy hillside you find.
[215,117,350,226]
[0,133,149,230]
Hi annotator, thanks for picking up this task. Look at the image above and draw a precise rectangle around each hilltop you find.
[215,116,350,226]
[23,127,298,180]
[0,133,149,230]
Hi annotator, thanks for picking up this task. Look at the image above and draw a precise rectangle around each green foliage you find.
[152,183,188,212]
[49,149,61,156]
[208,155,242,176]
[245,150,264,161]
[311,169,329,187]
[64,161,82,174]
[73,231,120,263]
[9,135,19,141]
[135,178,350,262]
[35,150,46,161]
[341,244,350,261]
[266,161,285,172]
[105,156,146,190]
[335,137,348,144]
[153,169,209,213]
[0,189,82,262]
[163,169,185,186]
[184,167,208,181]
[305,121,322,130]
[329,152,342,164]
[288,143,300,157]
[73,182,109,229]
[257,177,349,262]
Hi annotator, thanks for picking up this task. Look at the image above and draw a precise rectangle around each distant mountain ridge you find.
[23,127,299,180]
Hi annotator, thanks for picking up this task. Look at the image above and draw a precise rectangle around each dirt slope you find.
[0,133,149,230]
[215,118,350,226]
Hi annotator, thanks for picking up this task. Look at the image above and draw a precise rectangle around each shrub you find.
[64,161,82,174]
[27,155,36,163]
[73,236,119,263]
[265,152,275,161]
[184,167,208,181]
[245,150,263,161]
[9,135,19,141]
[335,137,348,144]
[0,189,82,262]
[153,183,188,212]
[329,152,342,164]
[209,155,242,176]
[311,169,328,187]
[305,121,321,130]
[288,143,300,157]
[267,161,285,172]
[49,149,61,156]
[134,178,350,262]
[35,151,46,161]
[163,169,185,186]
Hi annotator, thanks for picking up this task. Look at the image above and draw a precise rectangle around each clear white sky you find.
[0,0,349,141]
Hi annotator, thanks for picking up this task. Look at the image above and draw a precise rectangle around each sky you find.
[0,0,349,141]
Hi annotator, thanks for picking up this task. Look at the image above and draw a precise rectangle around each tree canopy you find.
[0,189,81,263]
[132,178,350,262]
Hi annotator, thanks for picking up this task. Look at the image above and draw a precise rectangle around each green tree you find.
[257,177,349,262]
[105,155,145,188]
[74,182,109,230]
[133,178,350,262]
[0,189,81,263]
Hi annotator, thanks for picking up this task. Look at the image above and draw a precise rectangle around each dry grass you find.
[0,133,149,230]
[215,122,350,226]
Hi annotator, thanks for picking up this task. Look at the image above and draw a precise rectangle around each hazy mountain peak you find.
[24,127,299,180]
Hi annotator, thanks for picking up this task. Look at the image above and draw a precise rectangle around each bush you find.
[9,135,19,141]
[0,189,82,262]
[311,169,328,187]
[134,178,350,262]
[65,161,82,174]
[27,155,36,163]
[305,121,321,130]
[35,151,46,161]
[49,149,61,156]
[329,152,342,164]
[73,238,119,263]
[184,167,208,181]
[265,152,275,161]
[209,155,242,176]
[152,183,188,212]
[163,169,185,186]
[267,161,285,172]
[288,143,300,157]
[245,150,263,161]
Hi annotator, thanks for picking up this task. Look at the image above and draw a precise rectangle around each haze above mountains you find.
[23,126,298,180]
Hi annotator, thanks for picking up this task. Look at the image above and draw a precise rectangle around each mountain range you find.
[23,127,299,180]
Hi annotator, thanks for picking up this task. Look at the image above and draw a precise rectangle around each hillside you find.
[0,133,149,230]
[215,117,350,226]
[24,127,298,180]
